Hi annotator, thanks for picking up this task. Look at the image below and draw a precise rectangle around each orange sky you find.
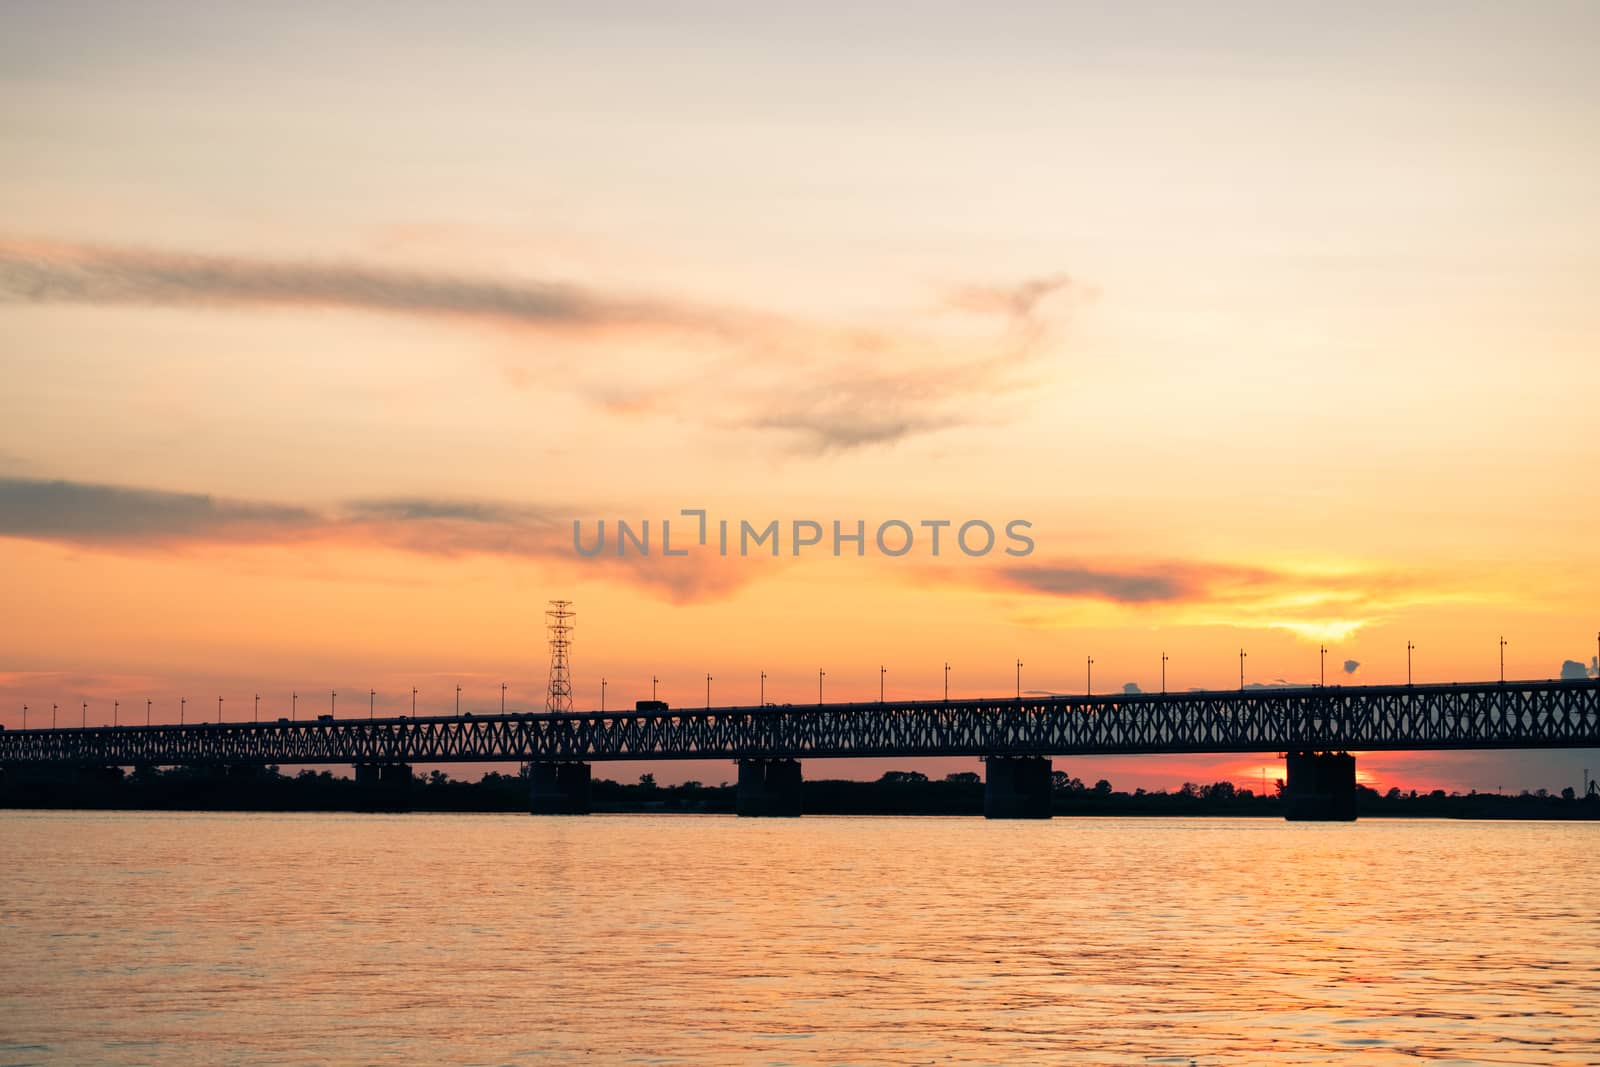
[1,5,1597,793]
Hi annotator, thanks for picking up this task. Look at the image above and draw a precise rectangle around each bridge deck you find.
[2,679,1596,766]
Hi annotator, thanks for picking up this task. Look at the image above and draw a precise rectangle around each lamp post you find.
[760,671,766,706]
[82,700,87,728]
[1161,652,1167,695]
[292,692,298,721]
[1499,636,1507,683]
[179,698,184,725]
[114,700,119,727]
[1086,655,1093,696]
[652,675,659,702]
[217,696,223,722]
[1239,649,1247,691]
[254,693,259,722]
[500,683,506,715]
[601,678,607,712]
[330,690,336,717]
[53,703,58,728]
[455,684,461,717]
[22,704,27,730]
[880,665,886,703]
[147,699,151,726]
[1319,645,1327,687]
[1407,642,1414,686]
[412,687,417,717]
[705,673,712,709]
[944,661,950,702]
[818,669,825,706]
[1016,658,1023,699]
[370,689,376,720]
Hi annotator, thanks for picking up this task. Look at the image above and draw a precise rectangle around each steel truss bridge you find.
[2,679,1596,768]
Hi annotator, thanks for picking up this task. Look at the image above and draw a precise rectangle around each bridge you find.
[2,678,1596,819]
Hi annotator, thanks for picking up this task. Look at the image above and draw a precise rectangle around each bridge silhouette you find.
[3,678,1596,819]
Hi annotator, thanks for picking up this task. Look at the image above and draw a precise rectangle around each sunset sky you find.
[2,2,1597,793]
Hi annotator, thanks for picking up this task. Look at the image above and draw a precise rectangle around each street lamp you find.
[254,693,259,722]
[818,668,825,706]
[114,700,119,727]
[292,692,298,721]
[412,687,417,716]
[455,684,461,717]
[944,662,951,702]
[880,665,886,703]
[1015,658,1023,700]
[179,698,184,725]
[331,690,336,717]
[217,696,223,722]
[601,678,607,712]
[147,699,151,726]
[652,675,659,702]
[500,683,506,714]
[1086,655,1093,696]
[82,700,87,728]
[1499,636,1507,683]
[706,673,713,708]
[1161,652,1168,695]
[760,671,766,706]
[370,689,376,720]
[1319,645,1327,687]
[1407,642,1415,686]
[53,703,58,728]
[1239,649,1247,691]
[22,704,27,730]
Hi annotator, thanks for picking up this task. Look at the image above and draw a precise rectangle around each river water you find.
[0,812,1595,1065]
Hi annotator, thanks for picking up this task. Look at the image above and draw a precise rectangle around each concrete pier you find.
[736,758,803,817]
[1283,751,1357,821]
[529,761,592,815]
[984,756,1053,819]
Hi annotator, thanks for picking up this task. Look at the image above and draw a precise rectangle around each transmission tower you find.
[545,599,575,713]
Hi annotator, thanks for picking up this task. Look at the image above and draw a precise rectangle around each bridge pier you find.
[736,758,802,817]
[529,761,591,815]
[984,756,1052,819]
[1283,751,1356,821]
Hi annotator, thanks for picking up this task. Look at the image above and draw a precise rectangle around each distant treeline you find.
[2,765,1596,818]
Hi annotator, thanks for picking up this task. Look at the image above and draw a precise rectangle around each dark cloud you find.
[1559,659,1590,681]
[0,238,705,332]
[0,476,765,604]
[344,497,550,525]
[989,564,1195,604]
[0,477,316,541]
[1344,659,1360,675]
[4,239,1083,454]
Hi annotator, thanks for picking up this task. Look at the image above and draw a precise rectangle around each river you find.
[1,812,1595,1064]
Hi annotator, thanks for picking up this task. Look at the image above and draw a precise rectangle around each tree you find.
[879,770,928,785]
[638,773,656,789]
[1562,786,1576,801]
[1093,779,1113,796]
[944,772,980,785]
[1208,780,1236,801]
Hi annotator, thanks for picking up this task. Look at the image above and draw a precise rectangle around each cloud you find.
[969,556,1439,641]
[2,238,1082,453]
[0,476,763,603]
[0,237,717,333]
[985,561,1271,605]
[1344,659,1360,675]
[1559,659,1590,681]
[0,477,317,542]
[746,275,1079,451]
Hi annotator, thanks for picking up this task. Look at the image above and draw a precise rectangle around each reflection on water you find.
[1,812,1596,1064]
